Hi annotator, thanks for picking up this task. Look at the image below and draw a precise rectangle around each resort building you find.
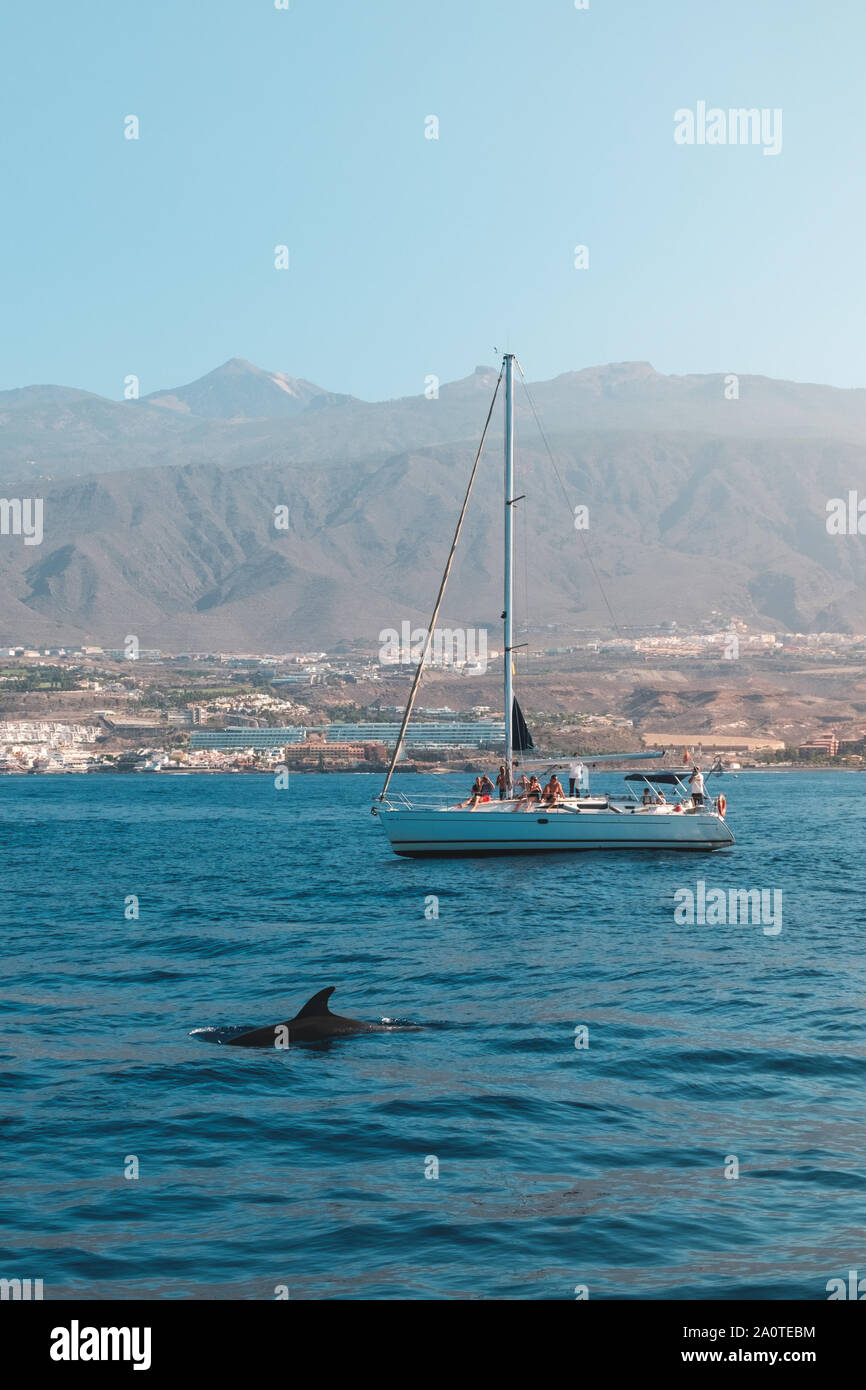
[189,721,506,752]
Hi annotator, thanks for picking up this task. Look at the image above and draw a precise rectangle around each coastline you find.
[1,762,861,776]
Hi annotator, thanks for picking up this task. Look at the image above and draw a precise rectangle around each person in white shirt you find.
[568,758,585,797]
[688,765,705,807]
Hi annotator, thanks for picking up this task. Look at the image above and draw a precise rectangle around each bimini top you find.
[624,771,688,784]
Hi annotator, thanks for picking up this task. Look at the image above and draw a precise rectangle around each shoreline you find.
[0,763,862,777]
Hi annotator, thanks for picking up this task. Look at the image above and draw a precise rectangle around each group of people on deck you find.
[640,766,704,809]
[456,767,566,811]
[511,771,565,811]
[641,785,667,805]
[455,762,708,812]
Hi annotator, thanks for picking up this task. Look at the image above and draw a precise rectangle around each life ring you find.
[716,794,727,817]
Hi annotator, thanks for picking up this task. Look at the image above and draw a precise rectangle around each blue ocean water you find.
[1,770,864,1301]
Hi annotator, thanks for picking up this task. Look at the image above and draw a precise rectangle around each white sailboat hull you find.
[376,802,735,857]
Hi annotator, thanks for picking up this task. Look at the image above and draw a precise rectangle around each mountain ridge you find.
[0,358,864,648]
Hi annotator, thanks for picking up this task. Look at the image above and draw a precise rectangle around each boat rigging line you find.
[376,363,504,803]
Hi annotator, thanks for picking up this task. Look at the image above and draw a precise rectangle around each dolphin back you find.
[224,986,338,1047]
[220,985,398,1047]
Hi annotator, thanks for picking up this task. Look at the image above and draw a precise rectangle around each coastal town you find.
[1,621,865,773]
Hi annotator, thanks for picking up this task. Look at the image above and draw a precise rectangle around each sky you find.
[1,0,864,401]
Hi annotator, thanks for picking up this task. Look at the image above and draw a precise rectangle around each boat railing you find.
[375,790,615,813]
[374,790,454,812]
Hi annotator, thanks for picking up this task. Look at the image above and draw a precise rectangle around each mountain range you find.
[0,357,864,649]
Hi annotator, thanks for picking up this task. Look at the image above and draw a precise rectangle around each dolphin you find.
[221,986,408,1047]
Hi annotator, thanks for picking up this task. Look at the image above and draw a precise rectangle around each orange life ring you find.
[717,794,727,817]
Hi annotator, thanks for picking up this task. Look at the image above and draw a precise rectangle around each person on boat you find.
[456,776,486,809]
[642,785,654,805]
[568,757,583,797]
[542,774,564,806]
[512,774,542,811]
[688,765,705,807]
[479,773,495,799]
[494,765,509,800]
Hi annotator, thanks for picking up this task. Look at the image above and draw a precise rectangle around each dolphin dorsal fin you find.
[294,986,336,1020]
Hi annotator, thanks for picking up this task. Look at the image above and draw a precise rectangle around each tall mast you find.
[503,353,515,785]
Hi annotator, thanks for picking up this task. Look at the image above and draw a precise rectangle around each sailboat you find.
[373,354,735,857]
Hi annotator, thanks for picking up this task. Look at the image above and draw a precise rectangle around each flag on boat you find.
[511,698,534,752]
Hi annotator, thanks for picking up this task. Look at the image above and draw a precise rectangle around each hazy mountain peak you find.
[142,357,347,421]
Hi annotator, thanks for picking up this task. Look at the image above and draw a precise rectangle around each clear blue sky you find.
[1,0,863,400]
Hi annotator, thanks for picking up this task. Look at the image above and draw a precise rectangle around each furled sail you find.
[511,697,534,752]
